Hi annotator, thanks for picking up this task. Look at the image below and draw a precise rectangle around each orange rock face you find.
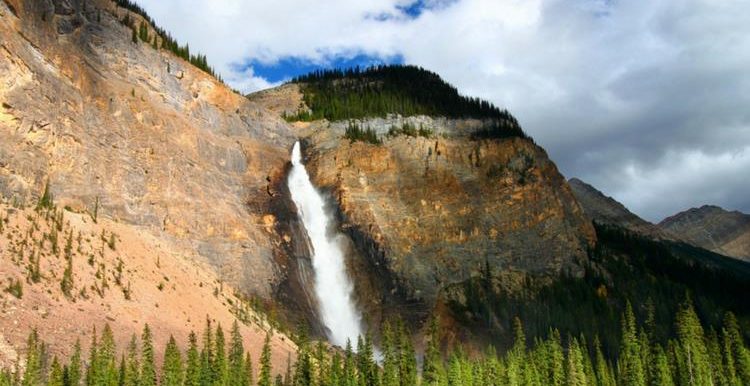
[299,119,596,327]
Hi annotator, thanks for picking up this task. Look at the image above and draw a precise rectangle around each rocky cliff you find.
[659,205,750,262]
[270,84,597,330]
[0,0,297,368]
[568,178,669,239]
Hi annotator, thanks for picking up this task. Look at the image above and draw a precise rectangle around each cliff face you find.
[0,0,295,297]
[0,0,299,368]
[659,205,750,262]
[568,178,669,239]
[293,107,596,327]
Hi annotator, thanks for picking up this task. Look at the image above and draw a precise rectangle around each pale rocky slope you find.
[659,205,750,262]
[0,0,298,369]
[0,201,296,372]
[0,0,295,300]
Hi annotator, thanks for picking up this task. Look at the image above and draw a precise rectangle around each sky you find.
[135,0,750,222]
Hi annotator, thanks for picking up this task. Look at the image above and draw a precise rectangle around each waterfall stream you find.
[287,141,364,348]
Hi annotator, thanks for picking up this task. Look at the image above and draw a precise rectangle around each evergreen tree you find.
[723,312,750,385]
[227,322,246,386]
[162,335,183,386]
[618,303,646,386]
[244,353,253,386]
[68,339,82,386]
[422,317,445,386]
[22,329,44,386]
[48,357,64,386]
[258,333,272,386]
[122,334,140,386]
[213,325,228,386]
[356,333,378,386]
[342,341,356,386]
[201,319,216,386]
[651,345,674,386]
[185,332,202,386]
[397,322,417,386]
[140,325,156,386]
[674,298,712,386]
[380,322,398,386]
[593,336,614,386]
[566,336,587,386]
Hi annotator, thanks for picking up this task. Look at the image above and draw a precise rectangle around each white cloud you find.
[134,0,750,220]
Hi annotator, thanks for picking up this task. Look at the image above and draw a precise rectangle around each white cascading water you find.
[287,141,364,348]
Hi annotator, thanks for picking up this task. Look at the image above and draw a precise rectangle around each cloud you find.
[134,0,750,221]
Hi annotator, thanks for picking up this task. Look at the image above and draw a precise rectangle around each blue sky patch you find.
[397,0,428,19]
[244,53,405,84]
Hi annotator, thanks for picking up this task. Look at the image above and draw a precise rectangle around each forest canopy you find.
[287,65,527,139]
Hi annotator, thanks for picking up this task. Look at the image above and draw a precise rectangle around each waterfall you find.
[287,141,364,348]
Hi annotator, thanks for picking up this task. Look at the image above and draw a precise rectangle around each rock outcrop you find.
[0,0,295,298]
[0,0,298,368]
[568,178,669,239]
[659,205,750,262]
[289,108,596,327]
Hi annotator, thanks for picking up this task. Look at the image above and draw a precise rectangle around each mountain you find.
[659,205,750,262]
[2,0,750,381]
[568,177,669,239]
[0,0,295,370]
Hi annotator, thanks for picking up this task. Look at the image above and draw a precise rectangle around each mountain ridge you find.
[659,204,750,262]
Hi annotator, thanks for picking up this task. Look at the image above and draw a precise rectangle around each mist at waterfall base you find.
[287,141,364,349]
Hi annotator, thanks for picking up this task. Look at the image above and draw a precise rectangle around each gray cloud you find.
[135,0,750,222]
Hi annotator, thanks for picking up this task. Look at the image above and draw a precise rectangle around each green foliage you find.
[445,222,750,357]
[4,277,23,298]
[61,252,74,297]
[140,325,156,386]
[259,333,273,386]
[290,66,523,136]
[162,336,183,386]
[227,322,247,386]
[387,122,433,138]
[344,122,381,145]
[37,181,54,211]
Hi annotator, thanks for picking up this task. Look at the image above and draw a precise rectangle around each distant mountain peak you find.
[658,205,750,262]
[568,177,669,239]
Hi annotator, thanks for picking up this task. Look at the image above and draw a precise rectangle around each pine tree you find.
[201,319,215,386]
[259,333,273,386]
[162,335,183,386]
[60,248,74,297]
[618,302,646,386]
[566,336,587,386]
[122,335,140,386]
[652,345,674,386]
[244,353,253,386]
[397,322,417,386]
[185,332,202,386]
[356,333,378,386]
[342,341,356,386]
[723,312,750,385]
[423,317,445,386]
[22,330,42,386]
[675,298,712,386]
[227,322,246,386]
[48,357,64,386]
[68,339,82,386]
[293,343,312,386]
[381,322,398,386]
[140,324,157,386]
[213,325,227,386]
[593,336,614,386]
[546,329,565,386]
